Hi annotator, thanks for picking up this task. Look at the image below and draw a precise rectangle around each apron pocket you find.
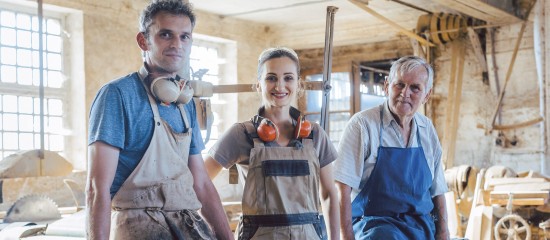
[262,160,310,176]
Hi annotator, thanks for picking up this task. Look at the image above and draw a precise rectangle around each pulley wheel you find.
[494,214,531,240]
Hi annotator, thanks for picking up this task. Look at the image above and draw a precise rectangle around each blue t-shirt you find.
[88,72,205,197]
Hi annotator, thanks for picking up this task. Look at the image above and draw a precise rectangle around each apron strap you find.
[177,104,191,132]
[378,105,384,144]
[138,69,162,124]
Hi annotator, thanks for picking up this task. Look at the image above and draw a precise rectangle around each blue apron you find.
[351,106,435,240]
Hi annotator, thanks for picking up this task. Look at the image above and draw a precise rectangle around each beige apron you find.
[236,121,326,240]
[109,70,215,239]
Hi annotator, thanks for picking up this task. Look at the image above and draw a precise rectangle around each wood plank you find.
[484,177,548,190]
[490,198,546,206]
[490,191,549,199]
[445,191,462,238]
[493,182,550,192]
[212,81,324,94]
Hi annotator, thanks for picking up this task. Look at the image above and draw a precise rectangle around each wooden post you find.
[534,0,549,176]
[443,41,465,169]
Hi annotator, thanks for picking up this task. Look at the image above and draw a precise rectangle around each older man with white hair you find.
[335,56,450,240]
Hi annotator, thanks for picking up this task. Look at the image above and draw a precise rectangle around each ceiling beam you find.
[348,0,435,47]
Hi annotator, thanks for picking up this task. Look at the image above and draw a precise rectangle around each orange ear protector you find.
[256,115,312,142]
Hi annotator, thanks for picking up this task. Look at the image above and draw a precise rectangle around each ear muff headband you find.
[149,75,194,105]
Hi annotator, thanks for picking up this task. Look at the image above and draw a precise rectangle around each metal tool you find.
[4,194,62,223]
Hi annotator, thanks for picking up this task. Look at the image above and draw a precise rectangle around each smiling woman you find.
[205,47,341,240]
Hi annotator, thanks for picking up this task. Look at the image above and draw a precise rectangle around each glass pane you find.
[31,68,40,86]
[48,99,63,116]
[34,115,41,132]
[17,48,32,67]
[47,52,61,70]
[46,35,61,53]
[31,16,38,31]
[19,132,34,150]
[3,132,18,149]
[43,133,49,149]
[1,27,16,46]
[18,96,33,114]
[3,113,18,131]
[16,13,31,30]
[17,30,32,48]
[3,96,17,112]
[33,69,48,87]
[46,19,60,35]
[32,32,39,49]
[34,98,47,115]
[329,112,351,145]
[331,72,351,111]
[1,65,16,83]
[17,67,33,85]
[48,116,62,133]
[19,114,33,131]
[1,47,16,65]
[360,94,386,111]
[49,134,63,151]
[1,11,16,28]
[47,71,63,88]
[34,133,41,149]
[32,50,39,68]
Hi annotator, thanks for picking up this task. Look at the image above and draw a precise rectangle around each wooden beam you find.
[493,116,544,130]
[467,27,488,72]
[212,81,325,94]
[489,21,528,131]
[443,41,465,168]
[409,38,426,59]
[433,0,521,23]
[490,191,549,199]
[490,198,546,206]
[456,0,522,22]
[348,0,435,47]
[433,0,501,22]
[447,42,465,169]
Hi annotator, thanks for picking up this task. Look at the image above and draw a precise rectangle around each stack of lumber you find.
[485,172,550,206]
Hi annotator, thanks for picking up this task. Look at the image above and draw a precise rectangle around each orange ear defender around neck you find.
[257,118,279,142]
[256,115,312,142]
[293,115,312,139]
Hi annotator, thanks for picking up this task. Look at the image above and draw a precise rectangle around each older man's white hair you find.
[388,56,434,92]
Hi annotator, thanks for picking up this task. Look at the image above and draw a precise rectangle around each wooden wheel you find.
[494,214,531,240]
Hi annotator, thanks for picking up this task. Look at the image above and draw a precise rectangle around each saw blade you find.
[4,194,62,223]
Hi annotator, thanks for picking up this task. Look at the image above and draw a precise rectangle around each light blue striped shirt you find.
[334,101,448,202]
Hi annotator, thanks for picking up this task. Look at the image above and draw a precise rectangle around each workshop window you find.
[191,36,237,151]
[0,2,85,169]
[304,72,351,146]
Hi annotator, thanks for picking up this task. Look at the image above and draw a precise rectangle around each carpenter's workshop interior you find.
[0,0,549,239]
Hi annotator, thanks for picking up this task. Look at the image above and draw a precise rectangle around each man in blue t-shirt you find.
[85,1,233,239]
